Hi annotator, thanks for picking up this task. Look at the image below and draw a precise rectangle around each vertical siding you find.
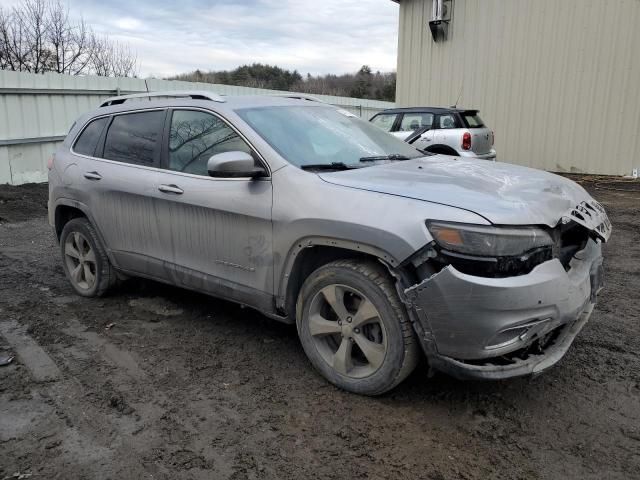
[0,70,395,184]
[396,0,640,176]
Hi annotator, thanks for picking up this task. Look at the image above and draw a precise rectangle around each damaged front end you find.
[401,202,611,380]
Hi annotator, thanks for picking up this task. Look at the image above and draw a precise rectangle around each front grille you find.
[567,200,611,242]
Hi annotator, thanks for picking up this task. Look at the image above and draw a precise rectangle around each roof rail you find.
[269,93,325,103]
[99,90,226,107]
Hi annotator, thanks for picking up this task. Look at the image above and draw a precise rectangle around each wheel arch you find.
[425,144,459,156]
[53,199,117,267]
[277,237,403,319]
[54,200,90,239]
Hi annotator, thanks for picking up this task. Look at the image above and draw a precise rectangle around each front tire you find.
[60,218,116,297]
[296,259,419,395]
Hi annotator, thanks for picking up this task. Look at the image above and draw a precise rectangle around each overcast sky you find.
[39,0,400,78]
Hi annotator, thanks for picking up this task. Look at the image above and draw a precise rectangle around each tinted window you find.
[103,111,165,165]
[370,113,397,132]
[399,113,434,132]
[73,117,108,156]
[461,111,485,128]
[168,110,252,176]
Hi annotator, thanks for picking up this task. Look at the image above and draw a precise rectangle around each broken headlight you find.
[427,221,553,257]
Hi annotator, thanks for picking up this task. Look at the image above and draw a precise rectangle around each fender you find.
[275,235,402,310]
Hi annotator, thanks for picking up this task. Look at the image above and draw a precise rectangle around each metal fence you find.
[0,70,394,185]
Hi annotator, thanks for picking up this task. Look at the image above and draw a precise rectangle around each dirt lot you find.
[0,180,639,480]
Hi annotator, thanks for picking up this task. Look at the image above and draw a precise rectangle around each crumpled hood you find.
[319,156,601,229]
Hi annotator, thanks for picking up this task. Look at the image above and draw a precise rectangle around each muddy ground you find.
[0,179,638,480]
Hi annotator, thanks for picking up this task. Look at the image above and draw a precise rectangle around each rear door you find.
[153,108,274,309]
[459,110,493,155]
[77,109,168,277]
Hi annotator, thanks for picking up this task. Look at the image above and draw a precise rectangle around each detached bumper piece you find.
[405,239,603,380]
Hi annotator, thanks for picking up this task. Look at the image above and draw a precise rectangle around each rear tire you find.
[296,259,419,395]
[60,218,116,297]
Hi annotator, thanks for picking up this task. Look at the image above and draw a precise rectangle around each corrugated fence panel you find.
[0,70,394,185]
[396,0,640,176]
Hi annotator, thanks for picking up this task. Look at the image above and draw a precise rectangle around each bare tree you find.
[46,0,92,75]
[90,35,137,77]
[12,0,51,72]
[0,0,138,77]
[0,5,33,71]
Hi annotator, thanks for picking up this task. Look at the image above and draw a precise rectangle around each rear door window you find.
[399,113,434,132]
[461,111,486,128]
[103,110,165,166]
[168,109,254,176]
[73,117,109,157]
[370,113,397,132]
[437,114,458,129]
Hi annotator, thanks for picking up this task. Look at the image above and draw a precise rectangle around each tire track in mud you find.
[0,316,154,478]
[0,290,230,478]
[51,311,239,478]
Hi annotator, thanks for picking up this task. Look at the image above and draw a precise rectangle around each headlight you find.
[427,221,553,257]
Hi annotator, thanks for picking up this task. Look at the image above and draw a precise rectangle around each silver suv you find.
[370,107,497,160]
[49,91,611,395]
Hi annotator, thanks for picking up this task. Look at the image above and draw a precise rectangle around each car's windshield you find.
[236,105,423,168]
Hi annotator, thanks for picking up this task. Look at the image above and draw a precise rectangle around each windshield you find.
[236,105,423,168]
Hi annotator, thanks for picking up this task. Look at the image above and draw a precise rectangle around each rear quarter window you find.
[461,112,485,128]
[73,117,109,156]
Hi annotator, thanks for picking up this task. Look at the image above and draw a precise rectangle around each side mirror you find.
[207,151,267,178]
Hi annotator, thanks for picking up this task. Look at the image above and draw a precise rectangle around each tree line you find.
[0,0,137,77]
[170,64,396,102]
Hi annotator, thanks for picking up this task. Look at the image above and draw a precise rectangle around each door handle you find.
[83,171,102,181]
[158,184,184,195]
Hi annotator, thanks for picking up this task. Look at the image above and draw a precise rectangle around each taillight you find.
[47,154,55,170]
[491,131,495,146]
[462,132,471,150]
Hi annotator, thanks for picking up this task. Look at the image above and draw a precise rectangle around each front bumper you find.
[405,239,603,380]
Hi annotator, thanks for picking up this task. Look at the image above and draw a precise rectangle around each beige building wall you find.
[395,0,640,176]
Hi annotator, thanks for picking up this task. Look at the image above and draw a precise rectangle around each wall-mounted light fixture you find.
[429,0,452,42]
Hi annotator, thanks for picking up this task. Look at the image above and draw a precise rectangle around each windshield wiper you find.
[359,154,411,162]
[300,162,360,171]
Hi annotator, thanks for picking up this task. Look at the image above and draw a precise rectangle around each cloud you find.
[63,0,400,77]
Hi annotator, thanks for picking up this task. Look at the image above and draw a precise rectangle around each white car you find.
[370,107,497,160]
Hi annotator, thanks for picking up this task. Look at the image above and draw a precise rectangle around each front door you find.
[153,108,274,310]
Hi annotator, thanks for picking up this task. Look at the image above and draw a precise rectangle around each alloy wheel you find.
[64,231,97,291]
[308,284,387,378]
